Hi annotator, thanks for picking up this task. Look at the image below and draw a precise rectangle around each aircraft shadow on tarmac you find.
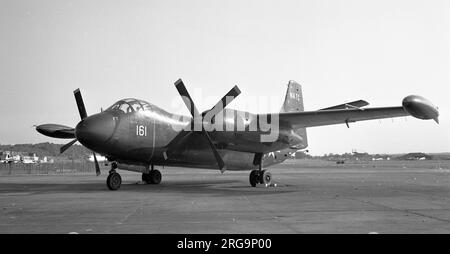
[0,179,295,196]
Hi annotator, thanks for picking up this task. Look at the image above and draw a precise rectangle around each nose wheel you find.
[142,169,162,184]
[107,162,121,190]
[107,172,122,190]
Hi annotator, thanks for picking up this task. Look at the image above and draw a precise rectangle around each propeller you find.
[74,88,87,120]
[60,138,77,154]
[174,79,241,173]
[93,152,101,176]
[59,89,101,176]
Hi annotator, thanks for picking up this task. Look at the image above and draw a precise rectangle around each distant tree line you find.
[295,151,450,161]
[0,143,91,160]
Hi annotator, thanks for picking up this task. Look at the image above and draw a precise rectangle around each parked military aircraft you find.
[36,79,439,190]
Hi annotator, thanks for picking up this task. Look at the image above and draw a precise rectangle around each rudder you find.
[281,80,304,112]
[280,80,308,149]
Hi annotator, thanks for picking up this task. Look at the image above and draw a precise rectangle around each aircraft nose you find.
[75,113,116,149]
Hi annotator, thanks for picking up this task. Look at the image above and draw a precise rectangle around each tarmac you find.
[1,160,450,234]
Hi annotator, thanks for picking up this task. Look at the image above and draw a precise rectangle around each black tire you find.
[150,170,162,184]
[249,170,259,187]
[107,172,122,190]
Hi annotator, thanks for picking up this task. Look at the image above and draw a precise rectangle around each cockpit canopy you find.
[106,98,155,114]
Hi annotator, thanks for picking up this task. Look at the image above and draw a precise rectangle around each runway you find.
[1,160,450,233]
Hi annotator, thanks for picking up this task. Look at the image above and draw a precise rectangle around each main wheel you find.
[107,172,122,190]
[149,170,162,184]
[260,170,272,185]
[249,170,259,187]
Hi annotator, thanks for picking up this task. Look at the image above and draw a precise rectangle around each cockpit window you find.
[142,103,153,111]
[106,99,155,113]
[109,104,120,111]
[120,103,132,113]
[129,101,144,111]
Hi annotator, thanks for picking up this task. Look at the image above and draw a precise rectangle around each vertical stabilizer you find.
[281,80,308,148]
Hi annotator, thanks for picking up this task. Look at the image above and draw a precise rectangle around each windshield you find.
[106,98,155,113]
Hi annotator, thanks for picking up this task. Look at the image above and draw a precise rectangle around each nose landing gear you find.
[107,162,121,190]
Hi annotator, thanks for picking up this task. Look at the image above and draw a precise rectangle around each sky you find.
[0,0,449,155]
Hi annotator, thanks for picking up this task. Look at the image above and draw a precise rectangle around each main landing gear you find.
[142,170,162,184]
[249,169,272,187]
[107,162,122,191]
[249,153,272,187]
[142,165,162,185]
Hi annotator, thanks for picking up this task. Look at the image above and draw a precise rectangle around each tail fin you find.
[281,80,308,149]
[281,80,304,112]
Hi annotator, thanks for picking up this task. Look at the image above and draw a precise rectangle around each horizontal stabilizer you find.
[320,100,369,110]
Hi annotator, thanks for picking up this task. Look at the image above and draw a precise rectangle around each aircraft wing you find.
[272,95,439,129]
[276,106,408,129]
[162,95,438,157]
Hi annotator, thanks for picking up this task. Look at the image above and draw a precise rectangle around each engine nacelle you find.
[402,95,439,123]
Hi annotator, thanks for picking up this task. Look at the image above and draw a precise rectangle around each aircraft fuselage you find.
[75,102,304,171]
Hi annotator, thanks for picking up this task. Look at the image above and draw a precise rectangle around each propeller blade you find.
[202,129,226,173]
[210,85,241,114]
[205,85,241,122]
[173,78,229,173]
[174,79,200,117]
[60,139,78,154]
[93,153,101,176]
[74,88,88,120]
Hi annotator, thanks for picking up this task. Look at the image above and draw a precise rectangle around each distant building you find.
[397,153,433,160]
[22,153,39,164]
[88,154,107,162]
[39,156,54,163]
[12,154,21,162]
[352,151,371,161]
[0,152,12,163]
[0,151,41,164]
